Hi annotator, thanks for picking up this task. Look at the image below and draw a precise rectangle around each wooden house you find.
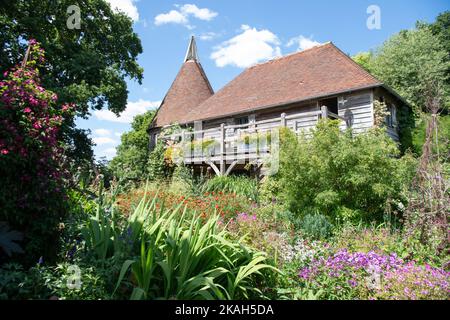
[148,36,408,176]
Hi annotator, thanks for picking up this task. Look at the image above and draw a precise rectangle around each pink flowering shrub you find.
[297,249,449,300]
[0,40,74,263]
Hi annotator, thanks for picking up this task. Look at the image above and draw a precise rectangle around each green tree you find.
[0,0,143,164]
[352,52,373,73]
[109,110,155,182]
[428,11,450,109]
[429,11,450,60]
[352,25,449,113]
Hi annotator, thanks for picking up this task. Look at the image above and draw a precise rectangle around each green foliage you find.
[115,193,278,300]
[169,164,206,196]
[352,24,449,113]
[110,111,156,183]
[0,41,73,265]
[147,140,168,181]
[202,175,259,201]
[277,121,416,223]
[352,52,373,72]
[79,180,131,262]
[0,222,24,258]
[300,214,333,240]
[396,102,416,154]
[0,0,143,163]
[258,177,282,205]
[428,11,450,103]
[0,0,143,114]
[412,114,450,158]
[0,261,114,300]
[0,263,46,299]
[38,262,110,300]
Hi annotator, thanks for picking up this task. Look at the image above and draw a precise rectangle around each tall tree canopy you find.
[0,0,143,163]
[109,110,156,182]
[353,12,449,114]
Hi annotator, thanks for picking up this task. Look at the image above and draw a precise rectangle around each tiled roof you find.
[152,59,213,127]
[181,42,382,123]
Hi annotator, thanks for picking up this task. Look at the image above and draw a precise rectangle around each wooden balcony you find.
[158,105,347,176]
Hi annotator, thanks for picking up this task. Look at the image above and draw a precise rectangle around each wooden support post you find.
[321,105,328,119]
[206,160,221,176]
[280,113,287,127]
[220,123,225,176]
[181,130,189,161]
[225,160,238,176]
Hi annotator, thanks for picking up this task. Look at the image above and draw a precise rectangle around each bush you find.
[333,224,402,256]
[300,214,333,240]
[0,263,43,299]
[227,212,291,264]
[277,121,416,224]
[0,40,74,264]
[202,175,259,202]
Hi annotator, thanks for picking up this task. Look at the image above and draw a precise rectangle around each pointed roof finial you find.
[184,36,199,62]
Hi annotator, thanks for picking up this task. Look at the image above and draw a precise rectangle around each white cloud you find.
[114,132,123,137]
[286,35,321,51]
[94,99,161,124]
[199,32,219,41]
[104,148,116,158]
[101,147,117,159]
[180,4,218,21]
[154,4,217,27]
[210,25,282,68]
[155,10,188,26]
[93,136,116,145]
[105,0,139,22]
[93,128,112,136]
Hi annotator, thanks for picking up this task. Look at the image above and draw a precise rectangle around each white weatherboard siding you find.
[339,91,374,134]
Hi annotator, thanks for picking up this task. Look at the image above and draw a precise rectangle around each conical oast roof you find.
[152,36,213,128]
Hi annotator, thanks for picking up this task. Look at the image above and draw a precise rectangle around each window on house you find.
[319,97,338,115]
[386,104,396,127]
[236,116,249,125]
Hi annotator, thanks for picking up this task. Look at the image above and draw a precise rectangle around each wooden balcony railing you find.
[158,105,347,175]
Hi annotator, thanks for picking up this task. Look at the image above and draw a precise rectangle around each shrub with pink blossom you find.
[0,40,74,264]
[297,249,449,300]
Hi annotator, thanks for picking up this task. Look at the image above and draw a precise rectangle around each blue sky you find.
[77,0,449,159]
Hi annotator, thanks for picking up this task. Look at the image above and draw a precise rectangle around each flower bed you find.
[297,249,450,300]
[116,189,250,221]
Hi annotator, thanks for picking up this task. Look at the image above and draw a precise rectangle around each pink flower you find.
[29,97,39,106]
[24,107,32,113]
[1,149,9,155]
